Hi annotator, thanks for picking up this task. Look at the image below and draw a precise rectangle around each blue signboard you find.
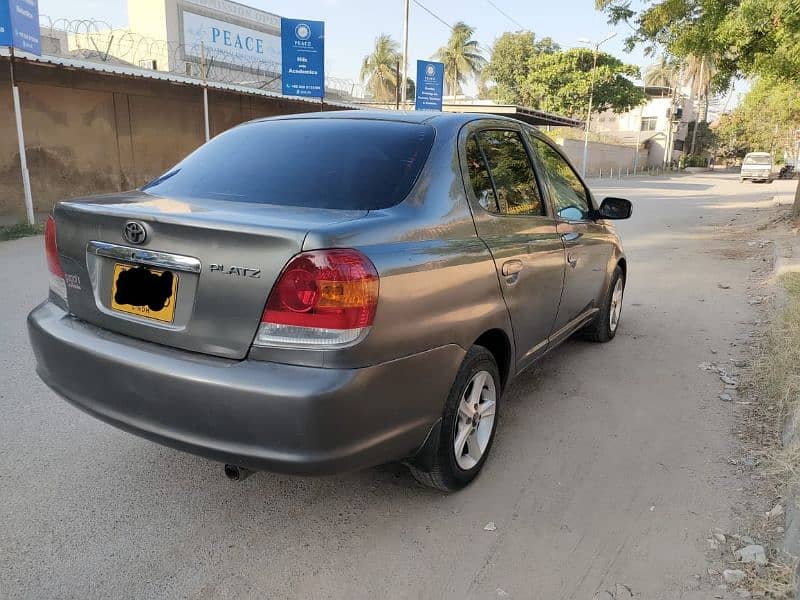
[415,60,444,111]
[0,0,41,55]
[280,18,324,99]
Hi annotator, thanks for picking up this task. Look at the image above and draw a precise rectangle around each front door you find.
[526,134,613,338]
[462,126,566,371]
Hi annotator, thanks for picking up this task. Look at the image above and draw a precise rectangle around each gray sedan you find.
[28,111,630,491]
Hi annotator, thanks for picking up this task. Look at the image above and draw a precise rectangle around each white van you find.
[740,152,774,183]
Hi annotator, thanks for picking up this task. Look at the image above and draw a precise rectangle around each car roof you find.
[252,109,523,128]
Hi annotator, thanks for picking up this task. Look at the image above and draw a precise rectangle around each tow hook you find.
[224,464,254,481]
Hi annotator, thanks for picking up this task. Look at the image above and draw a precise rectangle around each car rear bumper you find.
[27,301,463,475]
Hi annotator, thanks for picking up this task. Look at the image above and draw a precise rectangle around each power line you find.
[483,0,526,30]
[410,0,454,31]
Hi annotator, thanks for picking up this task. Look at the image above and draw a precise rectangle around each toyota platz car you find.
[28,111,631,491]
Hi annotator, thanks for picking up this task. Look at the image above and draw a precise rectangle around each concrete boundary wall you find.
[0,56,340,221]
[557,138,648,177]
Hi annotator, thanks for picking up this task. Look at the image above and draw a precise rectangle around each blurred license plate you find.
[111,263,178,323]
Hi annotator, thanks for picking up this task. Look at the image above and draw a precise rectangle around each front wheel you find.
[583,266,625,343]
[409,346,500,492]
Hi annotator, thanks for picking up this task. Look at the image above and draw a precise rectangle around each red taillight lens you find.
[45,215,67,303]
[45,216,64,278]
[254,249,379,349]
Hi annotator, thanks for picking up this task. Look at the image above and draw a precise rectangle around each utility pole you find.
[9,49,35,225]
[400,0,410,107]
[579,32,616,178]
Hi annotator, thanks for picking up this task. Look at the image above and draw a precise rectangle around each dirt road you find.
[1,172,796,599]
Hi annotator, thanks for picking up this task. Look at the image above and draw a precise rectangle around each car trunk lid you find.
[53,191,367,359]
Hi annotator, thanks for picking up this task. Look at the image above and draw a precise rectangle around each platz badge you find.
[209,264,261,279]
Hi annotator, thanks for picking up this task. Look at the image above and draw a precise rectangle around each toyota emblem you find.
[124,221,147,245]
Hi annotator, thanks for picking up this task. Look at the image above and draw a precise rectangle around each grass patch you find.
[750,559,798,598]
[760,271,800,496]
[754,273,800,426]
[0,222,44,242]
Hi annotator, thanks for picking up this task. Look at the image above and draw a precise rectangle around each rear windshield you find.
[743,154,772,165]
[142,118,435,210]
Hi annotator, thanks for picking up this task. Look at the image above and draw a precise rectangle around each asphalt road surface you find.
[1,173,797,599]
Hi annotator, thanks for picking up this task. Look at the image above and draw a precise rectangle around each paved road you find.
[1,173,797,599]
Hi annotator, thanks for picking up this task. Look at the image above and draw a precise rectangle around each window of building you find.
[640,116,657,131]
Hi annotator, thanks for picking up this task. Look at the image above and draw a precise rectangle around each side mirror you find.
[597,197,632,220]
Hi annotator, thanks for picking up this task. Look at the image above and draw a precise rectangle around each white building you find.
[593,86,696,166]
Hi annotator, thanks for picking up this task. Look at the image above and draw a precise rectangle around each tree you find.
[643,55,681,88]
[684,54,717,154]
[403,78,416,101]
[482,42,644,116]
[684,121,718,156]
[716,78,800,162]
[526,49,644,118]
[481,31,559,103]
[597,0,800,215]
[433,22,487,96]
[360,34,402,103]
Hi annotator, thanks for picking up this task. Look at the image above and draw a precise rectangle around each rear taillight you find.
[44,215,67,303]
[253,249,379,349]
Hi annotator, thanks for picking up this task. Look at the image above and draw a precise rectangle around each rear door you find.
[526,133,613,337]
[461,123,565,371]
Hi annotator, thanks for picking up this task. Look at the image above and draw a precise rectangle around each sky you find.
[38,0,652,84]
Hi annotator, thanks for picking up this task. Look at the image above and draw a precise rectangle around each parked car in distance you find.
[28,111,631,491]
[740,152,774,183]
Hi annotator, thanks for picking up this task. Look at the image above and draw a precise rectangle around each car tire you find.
[583,265,625,343]
[408,345,500,492]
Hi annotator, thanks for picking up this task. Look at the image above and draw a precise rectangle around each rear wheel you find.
[409,346,500,492]
[583,266,625,343]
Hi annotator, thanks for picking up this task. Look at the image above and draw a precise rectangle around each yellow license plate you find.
[111,263,178,323]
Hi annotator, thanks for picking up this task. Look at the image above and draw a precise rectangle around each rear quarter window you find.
[142,119,435,210]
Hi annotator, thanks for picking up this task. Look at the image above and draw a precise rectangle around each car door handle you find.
[561,232,581,243]
[502,260,523,276]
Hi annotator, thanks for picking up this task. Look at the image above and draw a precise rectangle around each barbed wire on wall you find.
[36,15,366,100]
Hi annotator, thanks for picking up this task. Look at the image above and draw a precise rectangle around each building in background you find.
[55,0,281,87]
[38,0,359,99]
[593,86,696,167]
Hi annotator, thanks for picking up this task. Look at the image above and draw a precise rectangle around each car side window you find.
[531,137,591,221]
[475,130,545,217]
[465,135,499,213]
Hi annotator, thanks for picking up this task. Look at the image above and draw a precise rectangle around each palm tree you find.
[644,56,681,89]
[684,53,717,154]
[360,34,402,103]
[433,22,487,97]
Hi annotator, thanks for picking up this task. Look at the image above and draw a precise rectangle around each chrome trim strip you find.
[549,307,600,342]
[87,241,201,273]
